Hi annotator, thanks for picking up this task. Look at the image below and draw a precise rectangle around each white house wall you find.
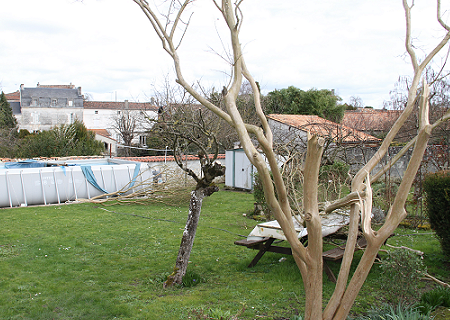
[20,107,83,132]
[268,118,308,147]
[83,109,158,145]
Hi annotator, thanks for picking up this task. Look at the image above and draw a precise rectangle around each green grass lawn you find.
[0,188,448,319]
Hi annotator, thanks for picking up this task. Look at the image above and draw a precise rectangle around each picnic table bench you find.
[235,236,368,283]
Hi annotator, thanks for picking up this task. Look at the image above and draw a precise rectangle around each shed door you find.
[234,151,253,190]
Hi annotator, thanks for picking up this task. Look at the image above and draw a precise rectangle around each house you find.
[88,129,118,156]
[267,114,381,147]
[5,83,160,156]
[19,83,84,132]
[83,100,159,147]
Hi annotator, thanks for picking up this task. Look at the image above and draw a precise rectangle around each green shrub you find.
[252,172,273,220]
[318,161,350,201]
[16,120,104,158]
[372,180,400,212]
[417,286,450,314]
[423,171,450,257]
[379,249,427,304]
[351,303,430,320]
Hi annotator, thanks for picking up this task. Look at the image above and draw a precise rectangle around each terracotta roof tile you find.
[1,155,225,163]
[267,114,380,144]
[116,154,225,163]
[4,90,20,101]
[342,110,401,132]
[88,129,113,139]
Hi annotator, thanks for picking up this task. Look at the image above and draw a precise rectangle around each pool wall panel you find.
[0,161,152,208]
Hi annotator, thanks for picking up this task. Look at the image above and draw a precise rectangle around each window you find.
[31,98,37,106]
[139,135,147,146]
[68,100,73,107]
[94,110,98,114]
[31,112,40,124]
[69,113,74,124]
[52,99,57,106]
[117,110,121,115]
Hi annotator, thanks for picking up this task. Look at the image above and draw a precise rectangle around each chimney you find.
[77,87,82,96]
[20,84,24,104]
[124,100,129,110]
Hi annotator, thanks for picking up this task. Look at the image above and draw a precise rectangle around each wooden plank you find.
[234,237,270,247]
[323,261,337,283]
[322,247,346,261]
[322,237,368,261]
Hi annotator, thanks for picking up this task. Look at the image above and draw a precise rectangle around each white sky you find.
[1,0,449,108]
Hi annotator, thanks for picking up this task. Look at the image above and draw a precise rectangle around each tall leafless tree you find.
[132,1,450,319]
[111,102,145,156]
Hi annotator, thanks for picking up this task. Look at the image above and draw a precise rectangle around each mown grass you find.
[0,188,448,319]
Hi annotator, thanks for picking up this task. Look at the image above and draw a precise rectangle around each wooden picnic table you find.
[234,213,372,283]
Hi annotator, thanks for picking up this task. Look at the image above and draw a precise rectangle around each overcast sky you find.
[1,0,449,108]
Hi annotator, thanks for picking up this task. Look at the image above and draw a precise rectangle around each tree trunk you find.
[164,186,218,287]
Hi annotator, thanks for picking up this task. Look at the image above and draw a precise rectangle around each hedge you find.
[423,171,450,257]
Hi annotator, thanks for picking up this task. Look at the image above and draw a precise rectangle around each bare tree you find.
[153,105,225,287]
[349,96,364,109]
[384,68,450,144]
[111,101,144,156]
[132,0,450,319]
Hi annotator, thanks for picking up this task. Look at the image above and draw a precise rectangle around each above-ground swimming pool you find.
[0,158,153,208]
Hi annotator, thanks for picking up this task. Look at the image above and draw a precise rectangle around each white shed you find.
[225,148,254,190]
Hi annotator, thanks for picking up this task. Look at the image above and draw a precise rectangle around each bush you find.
[379,249,426,304]
[417,286,450,314]
[252,172,273,220]
[372,179,400,212]
[318,161,350,201]
[16,120,104,158]
[423,171,450,257]
[351,303,430,320]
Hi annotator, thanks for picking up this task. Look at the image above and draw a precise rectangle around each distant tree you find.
[71,120,105,155]
[17,120,103,158]
[0,128,18,158]
[384,68,450,144]
[0,92,18,157]
[348,96,364,110]
[265,86,345,122]
[147,79,259,151]
[111,108,139,156]
[207,80,263,149]
[0,92,17,129]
